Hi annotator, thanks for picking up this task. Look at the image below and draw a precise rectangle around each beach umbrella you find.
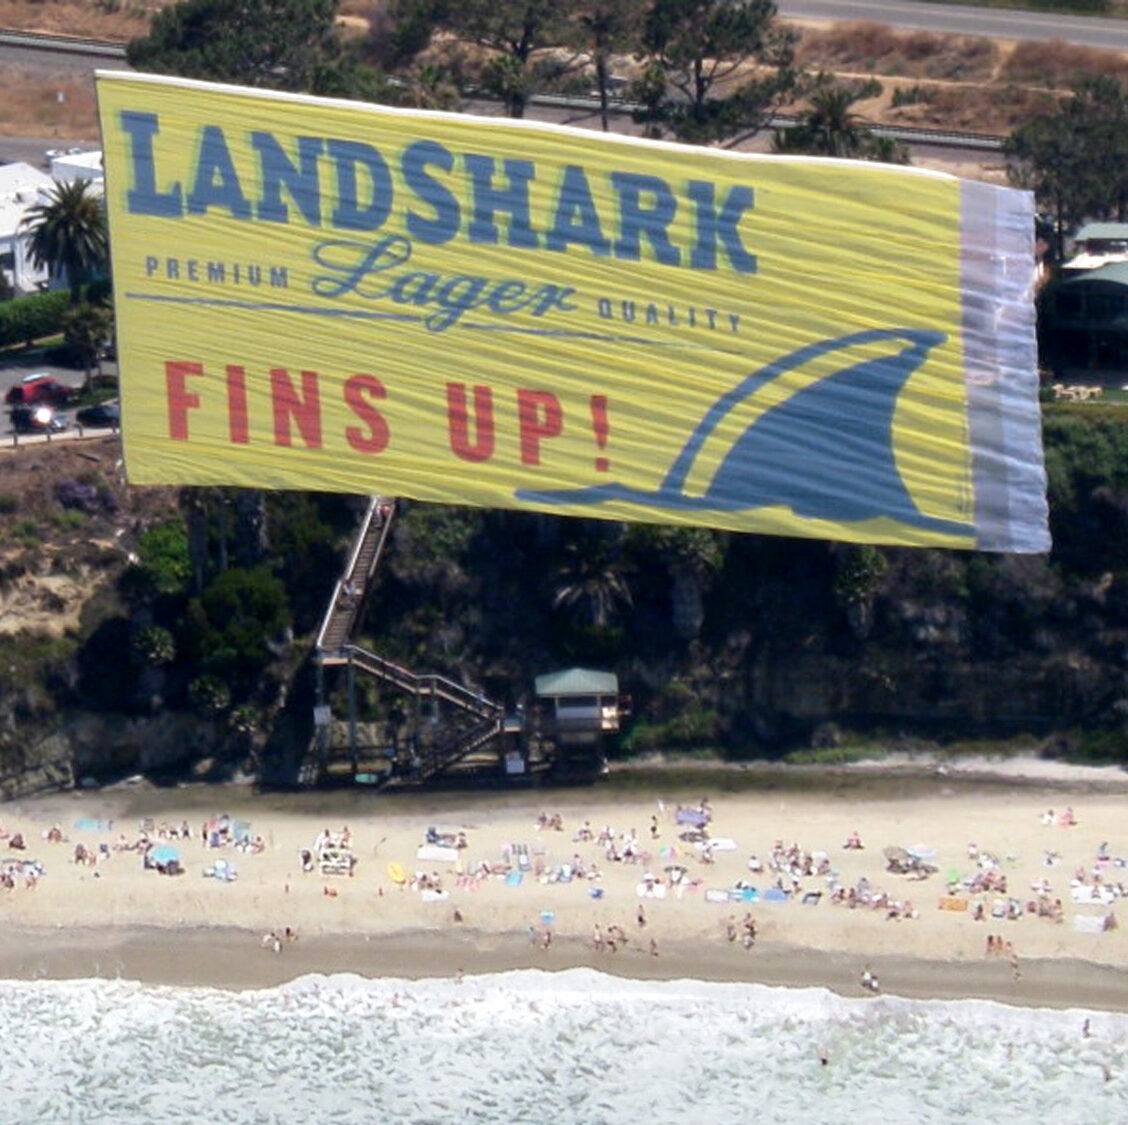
[906,846,937,861]
[153,845,179,864]
[883,846,910,864]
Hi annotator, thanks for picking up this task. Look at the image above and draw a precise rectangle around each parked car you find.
[76,402,120,428]
[8,405,69,434]
[5,373,75,407]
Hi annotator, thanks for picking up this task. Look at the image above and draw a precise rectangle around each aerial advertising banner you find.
[96,72,1049,551]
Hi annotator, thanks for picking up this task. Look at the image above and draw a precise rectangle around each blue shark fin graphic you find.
[517,328,973,536]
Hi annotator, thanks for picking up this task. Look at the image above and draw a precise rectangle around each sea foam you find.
[1,970,1124,1124]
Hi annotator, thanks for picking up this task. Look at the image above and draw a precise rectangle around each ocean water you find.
[0,970,1124,1124]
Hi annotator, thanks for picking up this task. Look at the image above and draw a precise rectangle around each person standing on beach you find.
[593,924,604,953]
[637,904,646,928]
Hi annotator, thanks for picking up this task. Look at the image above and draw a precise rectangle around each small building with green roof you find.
[534,667,621,750]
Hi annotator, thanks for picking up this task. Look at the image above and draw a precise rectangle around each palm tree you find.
[772,75,903,162]
[62,301,113,393]
[552,540,633,628]
[22,180,108,304]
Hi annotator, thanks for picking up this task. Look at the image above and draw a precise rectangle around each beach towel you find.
[1074,914,1106,933]
[703,838,737,852]
[937,896,968,912]
[420,889,448,903]
[1072,885,1115,905]
[416,844,459,864]
[74,818,111,833]
[675,809,709,829]
[705,889,729,904]
[762,888,789,903]
[506,870,523,887]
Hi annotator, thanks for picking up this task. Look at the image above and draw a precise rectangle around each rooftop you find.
[0,162,51,240]
[534,667,619,697]
[1073,222,1128,244]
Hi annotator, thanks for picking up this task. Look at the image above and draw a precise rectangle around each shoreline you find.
[3,923,1128,1012]
[4,762,1128,1012]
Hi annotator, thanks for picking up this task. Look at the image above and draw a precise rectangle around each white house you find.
[49,150,104,186]
[0,162,53,295]
[0,150,105,297]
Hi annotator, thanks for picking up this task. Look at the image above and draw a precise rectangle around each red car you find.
[5,374,75,407]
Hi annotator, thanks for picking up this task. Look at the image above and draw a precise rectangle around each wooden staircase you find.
[305,496,508,787]
[315,497,395,661]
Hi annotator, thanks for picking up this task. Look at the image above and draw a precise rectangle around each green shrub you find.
[133,625,175,665]
[12,518,40,545]
[188,674,231,716]
[0,290,71,348]
[51,510,87,531]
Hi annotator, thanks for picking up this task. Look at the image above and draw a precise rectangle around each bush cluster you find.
[0,290,71,349]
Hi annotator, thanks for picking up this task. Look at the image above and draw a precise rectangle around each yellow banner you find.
[96,73,1047,550]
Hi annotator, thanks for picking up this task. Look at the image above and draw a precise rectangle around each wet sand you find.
[1,759,1127,1006]
[2,924,1127,1013]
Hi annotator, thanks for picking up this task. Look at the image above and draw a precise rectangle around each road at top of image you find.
[777,0,1128,49]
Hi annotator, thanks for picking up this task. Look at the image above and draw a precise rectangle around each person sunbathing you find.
[8,833,25,851]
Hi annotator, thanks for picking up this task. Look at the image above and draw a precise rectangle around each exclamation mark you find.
[590,394,610,472]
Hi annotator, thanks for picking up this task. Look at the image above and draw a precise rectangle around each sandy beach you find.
[2,760,1128,1008]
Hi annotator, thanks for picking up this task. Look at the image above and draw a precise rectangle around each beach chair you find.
[204,859,237,881]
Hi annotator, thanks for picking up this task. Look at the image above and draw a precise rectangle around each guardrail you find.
[0,29,127,58]
[524,92,1006,151]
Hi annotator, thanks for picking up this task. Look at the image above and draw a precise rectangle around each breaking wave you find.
[1,970,1124,1124]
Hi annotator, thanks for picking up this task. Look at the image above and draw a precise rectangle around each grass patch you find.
[1001,40,1128,85]
[785,743,887,765]
[799,23,998,81]
[11,518,41,547]
[0,336,65,364]
[50,509,88,531]
[888,82,1056,131]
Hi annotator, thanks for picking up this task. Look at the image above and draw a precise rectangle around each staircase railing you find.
[315,497,395,656]
[344,644,504,722]
[413,714,505,782]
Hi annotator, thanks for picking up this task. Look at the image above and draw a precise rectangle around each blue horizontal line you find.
[123,291,743,351]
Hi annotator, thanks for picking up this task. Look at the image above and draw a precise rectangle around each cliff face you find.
[3,406,1128,796]
[0,712,222,801]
